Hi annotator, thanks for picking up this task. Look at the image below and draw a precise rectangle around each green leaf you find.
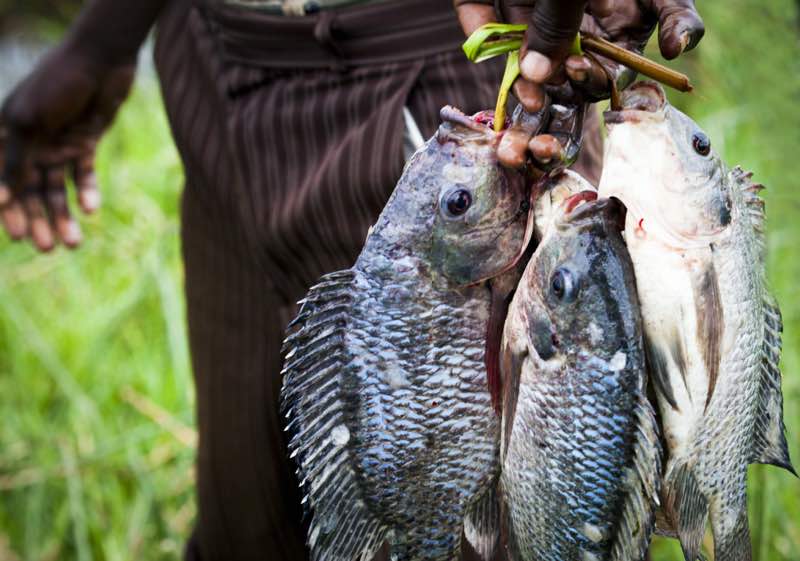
[462,23,527,62]
[494,50,520,132]
[472,39,523,63]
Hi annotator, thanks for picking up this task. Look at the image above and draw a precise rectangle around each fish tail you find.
[711,510,752,561]
[663,462,708,561]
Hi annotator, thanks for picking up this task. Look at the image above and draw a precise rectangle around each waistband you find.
[220,0,389,17]
[200,0,467,70]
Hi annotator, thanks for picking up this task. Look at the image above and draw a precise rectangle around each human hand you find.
[0,43,135,251]
[455,0,704,168]
[564,0,704,100]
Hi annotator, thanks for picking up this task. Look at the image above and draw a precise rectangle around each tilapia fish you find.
[599,81,795,561]
[281,107,532,561]
[500,192,661,561]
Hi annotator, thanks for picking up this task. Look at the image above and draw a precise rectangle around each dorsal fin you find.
[731,166,767,259]
[611,395,663,561]
[281,269,387,561]
[750,294,796,475]
[729,167,795,475]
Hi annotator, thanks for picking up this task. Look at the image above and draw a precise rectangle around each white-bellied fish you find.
[599,81,795,561]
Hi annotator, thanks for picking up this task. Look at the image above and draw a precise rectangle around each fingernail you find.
[81,189,101,212]
[571,68,588,83]
[497,131,529,170]
[31,221,54,252]
[520,51,552,83]
[64,221,82,246]
[679,32,690,53]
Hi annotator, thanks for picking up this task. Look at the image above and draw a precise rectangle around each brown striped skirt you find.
[153,1,600,559]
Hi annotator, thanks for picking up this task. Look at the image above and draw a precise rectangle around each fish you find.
[280,106,534,561]
[533,169,598,240]
[598,81,795,561]
[499,191,661,561]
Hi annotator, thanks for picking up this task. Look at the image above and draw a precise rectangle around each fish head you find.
[425,107,531,286]
[600,81,733,246]
[533,169,598,241]
[516,193,639,366]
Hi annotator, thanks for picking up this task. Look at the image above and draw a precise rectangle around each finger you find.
[454,2,497,36]
[511,79,546,113]
[646,0,705,60]
[1,199,27,240]
[565,54,609,98]
[528,134,563,166]
[0,127,8,207]
[520,0,587,83]
[73,152,101,214]
[587,0,614,18]
[0,182,10,207]
[2,131,31,194]
[24,191,55,252]
[44,167,81,248]
[497,127,533,169]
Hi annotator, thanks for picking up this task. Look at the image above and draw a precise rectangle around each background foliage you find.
[0,1,798,560]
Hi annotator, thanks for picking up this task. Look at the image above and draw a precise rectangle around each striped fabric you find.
[221,0,387,17]
[154,1,601,560]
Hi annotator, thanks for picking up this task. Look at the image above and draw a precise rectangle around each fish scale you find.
[500,194,661,561]
[281,106,532,561]
[598,82,795,561]
[348,268,497,558]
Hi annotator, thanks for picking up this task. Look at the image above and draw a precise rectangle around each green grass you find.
[0,1,799,559]
[0,74,193,560]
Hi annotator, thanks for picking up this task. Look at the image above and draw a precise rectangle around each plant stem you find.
[580,35,693,92]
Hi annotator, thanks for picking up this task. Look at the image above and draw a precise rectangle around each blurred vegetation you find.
[0,0,798,560]
[0,1,80,37]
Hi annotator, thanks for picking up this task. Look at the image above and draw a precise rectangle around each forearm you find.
[65,0,169,65]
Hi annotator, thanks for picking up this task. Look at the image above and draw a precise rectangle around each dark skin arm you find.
[0,0,167,251]
[455,0,704,168]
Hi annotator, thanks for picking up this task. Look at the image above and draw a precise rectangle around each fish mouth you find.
[561,191,627,233]
[604,81,667,125]
[437,106,501,143]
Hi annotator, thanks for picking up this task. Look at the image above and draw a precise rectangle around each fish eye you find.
[692,131,711,156]
[550,267,579,303]
[442,188,472,218]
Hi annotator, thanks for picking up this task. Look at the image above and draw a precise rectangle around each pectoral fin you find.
[464,483,500,561]
[500,336,525,461]
[693,260,724,410]
[663,462,708,561]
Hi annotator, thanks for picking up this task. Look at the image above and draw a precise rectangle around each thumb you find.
[647,0,705,60]
[520,0,587,83]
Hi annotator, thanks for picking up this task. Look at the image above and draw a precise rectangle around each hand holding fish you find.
[454,0,705,169]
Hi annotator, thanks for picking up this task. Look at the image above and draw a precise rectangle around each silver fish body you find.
[281,107,531,561]
[500,194,661,561]
[598,82,795,561]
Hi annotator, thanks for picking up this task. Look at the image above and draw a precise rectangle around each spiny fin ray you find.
[281,269,387,561]
[751,295,796,475]
[611,396,662,561]
[463,483,500,561]
[663,462,708,561]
